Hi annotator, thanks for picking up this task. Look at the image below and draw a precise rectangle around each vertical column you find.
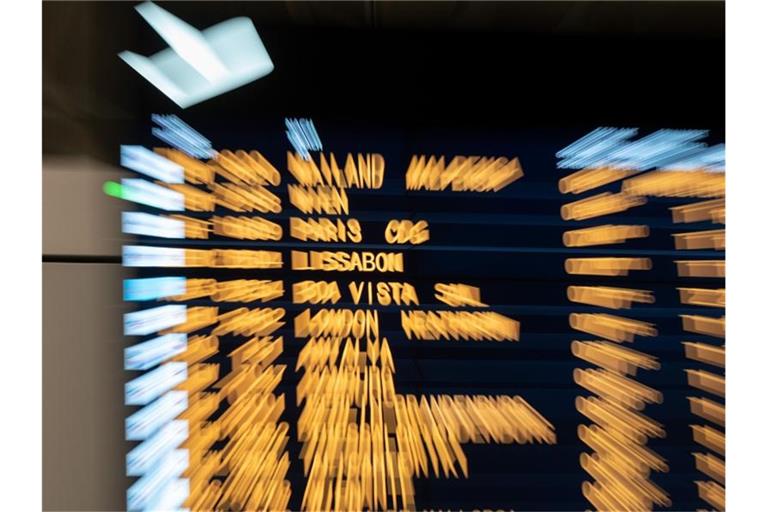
[286,147,410,510]
[117,115,292,511]
[286,148,558,511]
[401,152,559,511]
[619,142,725,511]
[557,128,670,511]
[668,175,725,511]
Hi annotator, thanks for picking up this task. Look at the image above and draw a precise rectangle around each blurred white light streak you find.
[124,305,186,336]
[126,391,188,441]
[121,145,185,183]
[127,449,188,511]
[121,179,185,211]
[123,246,187,268]
[125,362,188,406]
[122,212,186,239]
[127,420,188,477]
[124,333,188,371]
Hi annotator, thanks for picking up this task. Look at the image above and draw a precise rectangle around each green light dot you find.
[103,181,124,199]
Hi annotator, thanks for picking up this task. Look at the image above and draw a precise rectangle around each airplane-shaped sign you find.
[119,1,274,108]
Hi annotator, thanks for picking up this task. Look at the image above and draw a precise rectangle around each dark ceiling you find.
[43,1,725,162]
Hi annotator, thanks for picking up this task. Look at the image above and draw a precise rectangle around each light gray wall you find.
[43,263,130,511]
[43,157,132,511]
[43,157,129,258]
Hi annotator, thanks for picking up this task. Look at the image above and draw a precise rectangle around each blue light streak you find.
[124,277,187,302]
[557,127,724,172]
[286,117,322,160]
[152,114,214,159]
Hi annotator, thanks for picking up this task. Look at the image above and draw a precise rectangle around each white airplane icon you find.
[119,1,274,108]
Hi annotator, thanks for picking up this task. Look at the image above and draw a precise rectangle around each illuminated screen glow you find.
[115,116,725,511]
